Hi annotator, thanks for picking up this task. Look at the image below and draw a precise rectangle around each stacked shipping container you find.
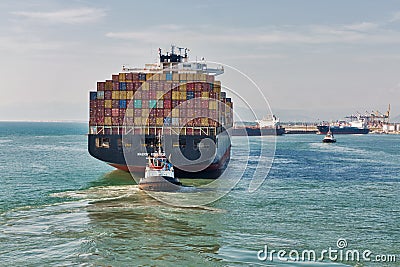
[89,72,233,134]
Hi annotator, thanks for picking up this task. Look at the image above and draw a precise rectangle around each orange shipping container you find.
[105,80,112,90]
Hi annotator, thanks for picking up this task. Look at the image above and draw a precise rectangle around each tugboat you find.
[322,128,336,143]
[138,134,182,191]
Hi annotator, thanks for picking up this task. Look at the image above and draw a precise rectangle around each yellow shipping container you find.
[105,80,112,90]
[214,81,221,87]
[179,91,186,100]
[172,73,179,81]
[199,74,207,81]
[119,73,126,82]
[156,91,164,99]
[160,73,167,80]
[214,86,221,93]
[105,100,112,109]
[151,73,160,81]
[146,73,153,80]
[209,101,217,110]
[172,91,179,100]
[126,91,134,100]
[179,73,187,81]
[172,109,179,117]
[201,92,209,98]
[179,84,186,91]
[119,91,127,99]
[126,108,134,117]
[201,118,209,126]
[141,82,149,90]
[156,117,163,126]
[112,91,120,99]
[104,117,112,126]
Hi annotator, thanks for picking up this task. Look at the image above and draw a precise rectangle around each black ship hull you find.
[231,127,285,136]
[317,126,369,135]
[88,132,231,179]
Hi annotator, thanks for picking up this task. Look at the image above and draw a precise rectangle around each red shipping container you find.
[209,118,218,127]
[96,108,104,117]
[112,117,120,126]
[195,92,201,98]
[112,126,119,133]
[125,117,134,126]
[105,108,112,117]
[119,109,126,118]
[187,82,195,91]
[134,109,142,117]
[172,100,179,108]
[112,82,120,90]
[112,100,119,108]
[126,73,133,81]
[163,100,171,109]
[132,73,139,81]
[112,74,119,82]
[89,117,96,126]
[201,100,208,109]
[163,91,171,99]
[90,100,97,108]
[112,108,119,117]
[97,82,105,91]
[195,82,202,91]
[156,108,163,117]
[186,100,194,109]
[180,109,186,117]
[97,100,105,108]
[202,83,210,92]
[134,82,141,90]
[187,109,195,118]
[149,90,157,99]
[142,90,149,99]
[201,109,208,117]
[96,116,104,124]
[164,109,171,117]
[105,91,112,100]
[127,82,134,90]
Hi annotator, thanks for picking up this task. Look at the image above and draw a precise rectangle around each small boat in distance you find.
[322,128,336,143]
[138,134,182,191]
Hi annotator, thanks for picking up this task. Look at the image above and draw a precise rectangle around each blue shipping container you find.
[134,100,142,108]
[119,100,127,109]
[90,91,97,100]
[166,73,172,81]
[164,117,172,126]
[120,82,127,90]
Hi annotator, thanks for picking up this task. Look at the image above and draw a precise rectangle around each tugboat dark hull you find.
[138,175,182,191]
[322,138,336,143]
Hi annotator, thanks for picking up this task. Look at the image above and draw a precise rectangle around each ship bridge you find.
[122,45,224,76]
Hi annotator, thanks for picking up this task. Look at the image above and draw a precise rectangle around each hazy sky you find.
[1,0,400,121]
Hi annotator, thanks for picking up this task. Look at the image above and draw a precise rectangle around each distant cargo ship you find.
[232,115,285,136]
[317,119,369,134]
[88,46,233,178]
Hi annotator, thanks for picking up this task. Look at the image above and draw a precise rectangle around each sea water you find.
[0,122,399,266]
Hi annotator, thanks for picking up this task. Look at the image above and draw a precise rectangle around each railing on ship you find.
[89,125,228,136]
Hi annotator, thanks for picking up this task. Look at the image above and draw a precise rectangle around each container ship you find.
[88,46,233,178]
[232,115,285,136]
[317,119,370,134]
